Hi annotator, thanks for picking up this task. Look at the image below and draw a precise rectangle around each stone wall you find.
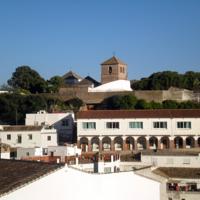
[58,87,196,104]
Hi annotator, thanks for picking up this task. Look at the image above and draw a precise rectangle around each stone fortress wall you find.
[58,86,198,104]
[58,56,199,104]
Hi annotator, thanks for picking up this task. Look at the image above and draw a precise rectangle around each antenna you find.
[112,51,116,56]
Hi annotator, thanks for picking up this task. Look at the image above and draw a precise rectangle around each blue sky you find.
[0,0,200,85]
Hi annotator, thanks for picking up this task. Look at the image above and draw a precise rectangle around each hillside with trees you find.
[131,71,200,91]
[0,66,200,125]
[100,94,200,110]
[6,66,64,94]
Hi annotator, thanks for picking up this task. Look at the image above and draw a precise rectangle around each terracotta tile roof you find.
[1,126,43,132]
[153,167,200,179]
[0,160,64,196]
[101,56,126,65]
[77,109,200,119]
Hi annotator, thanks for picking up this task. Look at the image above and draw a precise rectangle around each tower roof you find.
[101,56,126,65]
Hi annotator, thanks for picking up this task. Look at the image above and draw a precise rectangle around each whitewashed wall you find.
[141,154,200,167]
[77,118,200,137]
[0,166,160,200]
[0,152,10,159]
[0,129,57,148]
[26,111,74,138]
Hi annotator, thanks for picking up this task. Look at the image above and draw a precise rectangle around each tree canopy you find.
[7,66,47,93]
[131,71,200,91]
[47,76,64,93]
[100,94,200,110]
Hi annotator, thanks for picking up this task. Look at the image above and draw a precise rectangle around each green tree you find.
[47,76,64,93]
[149,101,163,109]
[65,98,84,111]
[8,66,47,93]
[131,71,200,90]
[193,78,200,92]
[135,99,151,109]
[162,100,178,109]
[104,94,137,109]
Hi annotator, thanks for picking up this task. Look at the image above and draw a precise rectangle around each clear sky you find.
[0,0,200,85]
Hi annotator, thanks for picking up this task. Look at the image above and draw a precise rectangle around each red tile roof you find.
[77,109,200,119]
[101,56,126,65]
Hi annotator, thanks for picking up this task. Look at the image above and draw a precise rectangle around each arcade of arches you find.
[78,136,200,152]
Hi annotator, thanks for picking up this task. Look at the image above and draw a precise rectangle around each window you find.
[82,122,96,129]
[177,121,191,129]
[108,66,112,74]
[28,134,32,140]
[17,135,22,143]
[47,136,51,141]
[62,119,69,127]
[153,122,167,129]
[7,134,11,140]
[106,122,119,129]
[120,67,124,73]
[129,122,143,129]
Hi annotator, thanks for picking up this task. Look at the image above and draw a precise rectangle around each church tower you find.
[101,56,127,84]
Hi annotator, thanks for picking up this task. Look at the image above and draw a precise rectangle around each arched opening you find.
[198,138,200,147]
[186,136,195,148]
[137,137,147,150]
[160,136,170,149]
[114,136,123,151]
[149,136,158,150]
[91,137,99,152]
[125,137,135,150]
[174,137,183,149]
[80,137,89,152]
[102,136,111,151]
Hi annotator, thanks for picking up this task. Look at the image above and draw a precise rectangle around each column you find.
[146,136,150,150]
[194,136,199,148]
[169,136,174,150]
[157,136,161,150]
[133,136,138,151]
[99,136,102,152]
[111,137,115,152]
[88,137,92,152]
[182,136,186,149]
[123,136,127,151]
[77,137,80,148]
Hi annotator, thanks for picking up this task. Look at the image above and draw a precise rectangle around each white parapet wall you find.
[88,80,133,92]
[0,165,160,200]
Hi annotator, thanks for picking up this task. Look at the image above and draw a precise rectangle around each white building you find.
[136,166,200,200]
[47,145,81,157]
[25,110,74,142]
[76,109,200,152]
[0,125,57,149]
[0,160,160,200]
[16,147,43,159]
[141,149,200,167]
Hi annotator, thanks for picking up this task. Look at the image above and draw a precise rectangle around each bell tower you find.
[101,56,127,84]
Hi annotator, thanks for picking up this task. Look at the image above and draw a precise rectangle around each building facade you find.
[25,110,74,142]
[0,125,57,149]
[135,167,200,200]
[76,109,200,152]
